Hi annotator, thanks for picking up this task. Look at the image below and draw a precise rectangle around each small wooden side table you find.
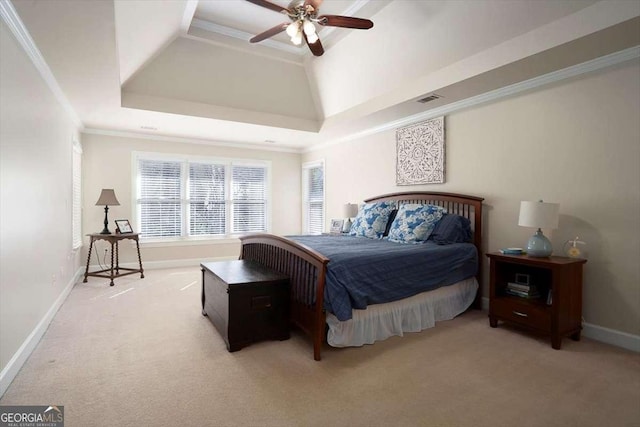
[83,233,144,286]
[487,252,586,349]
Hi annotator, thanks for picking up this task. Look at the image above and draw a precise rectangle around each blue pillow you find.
[387,203,447,244]
[429,214,473,244]
[349,201,397,239]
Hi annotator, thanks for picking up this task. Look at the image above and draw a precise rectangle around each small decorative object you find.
[342,203,358,233]
[518,200,559,257]
[330,219,344,235]
[115,219,133,234]
[95,189,120,235]
[396,116,445,185]
[499,247,524,255]
[563,237,586,258]
[515,273,530,285]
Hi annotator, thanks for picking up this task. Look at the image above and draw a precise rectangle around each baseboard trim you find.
[0,267,84,397]
[582,322,640,353]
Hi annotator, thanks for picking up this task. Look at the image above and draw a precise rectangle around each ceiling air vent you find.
[417,94,442,104]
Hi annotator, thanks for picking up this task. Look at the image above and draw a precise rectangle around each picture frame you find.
[396,116,445,185]
[330,219,344,235]
[115,219,133,234]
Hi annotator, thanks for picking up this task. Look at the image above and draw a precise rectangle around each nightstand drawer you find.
[491,298,551,331]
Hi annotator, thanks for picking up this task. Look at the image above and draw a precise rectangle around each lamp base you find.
[526,229,553,257]
[100,205,111,235]
[342,218,352,233]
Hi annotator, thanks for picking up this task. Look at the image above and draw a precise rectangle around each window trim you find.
[72,139,82,250]
[302,159,325,234]
[132,151,272,243]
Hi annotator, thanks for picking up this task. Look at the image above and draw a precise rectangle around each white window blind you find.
[303,161,324,234]
[138,159,182,238]
[189,162,226,235]
[232,166,267,233]
[135,154,269,240]
[72,141,82,249]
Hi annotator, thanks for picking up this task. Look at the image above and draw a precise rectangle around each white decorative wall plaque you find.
[396,116,445,185]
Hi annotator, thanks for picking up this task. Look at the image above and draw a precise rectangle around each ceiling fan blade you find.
[304,0,323,10]
[245,0,290,14]
[318,15,374,30]
[303,32,324,57]
[250,23,289,43]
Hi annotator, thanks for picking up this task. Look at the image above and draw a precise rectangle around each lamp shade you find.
[95,189,120,206]
[343,203,358,218]
[518,200,559,229]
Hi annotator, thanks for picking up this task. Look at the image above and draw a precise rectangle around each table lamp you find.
[96,189,120,234]
[342,203,358,233]
[518,200,559,257]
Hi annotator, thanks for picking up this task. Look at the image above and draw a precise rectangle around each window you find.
[302,160,324,234]
[134,153,270,240]
[72,140,82,249]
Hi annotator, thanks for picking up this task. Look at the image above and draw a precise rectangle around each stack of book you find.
[506,282,540,299]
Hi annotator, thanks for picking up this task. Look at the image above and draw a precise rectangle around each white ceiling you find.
[7,0,640,150]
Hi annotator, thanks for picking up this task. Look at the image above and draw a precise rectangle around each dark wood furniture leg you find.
[83,236,95,283]
[109,240,115,286]
[135,238,145,278]
[115,240,120,275]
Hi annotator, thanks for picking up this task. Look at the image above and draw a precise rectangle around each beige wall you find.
[303,61,640,336]
[0,21,82,377]
[81,133,302,265]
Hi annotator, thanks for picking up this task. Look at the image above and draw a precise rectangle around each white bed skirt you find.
[326,277,479,347]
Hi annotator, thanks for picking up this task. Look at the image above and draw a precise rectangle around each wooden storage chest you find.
[201,260,290,352]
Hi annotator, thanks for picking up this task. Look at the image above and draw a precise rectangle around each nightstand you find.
[486,252,587,349]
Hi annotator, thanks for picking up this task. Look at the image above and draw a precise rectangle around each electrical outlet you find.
[52,273,56,286]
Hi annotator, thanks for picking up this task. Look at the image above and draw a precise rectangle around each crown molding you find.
[0,0,82,128]
[82,128,302,154]
[305,46,640,153]
[181,0,199,34]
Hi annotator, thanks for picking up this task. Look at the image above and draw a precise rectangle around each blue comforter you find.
[289,235,478,321]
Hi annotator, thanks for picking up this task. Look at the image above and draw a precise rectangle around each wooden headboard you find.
[240,191,484,360]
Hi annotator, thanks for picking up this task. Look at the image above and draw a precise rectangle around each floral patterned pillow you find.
[349,201,397,239]
[387,203,447,244]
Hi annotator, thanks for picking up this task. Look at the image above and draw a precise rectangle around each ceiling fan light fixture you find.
[306,32,319,44]
[291,31,303,45]
[302,19,316,36]
[245,0,374,57]
[285,21,301,38]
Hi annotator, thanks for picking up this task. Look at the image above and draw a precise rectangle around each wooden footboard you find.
[239,191,483,361]
[239,234,329,361]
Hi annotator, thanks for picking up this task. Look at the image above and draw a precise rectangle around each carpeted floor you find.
[1,267,639,427]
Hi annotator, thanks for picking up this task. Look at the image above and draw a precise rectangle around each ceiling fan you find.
[245,0,374,57]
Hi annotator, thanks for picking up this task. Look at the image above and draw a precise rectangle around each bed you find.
[239,191,484,360]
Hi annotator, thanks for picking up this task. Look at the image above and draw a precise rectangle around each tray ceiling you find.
[7,0,639,149]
